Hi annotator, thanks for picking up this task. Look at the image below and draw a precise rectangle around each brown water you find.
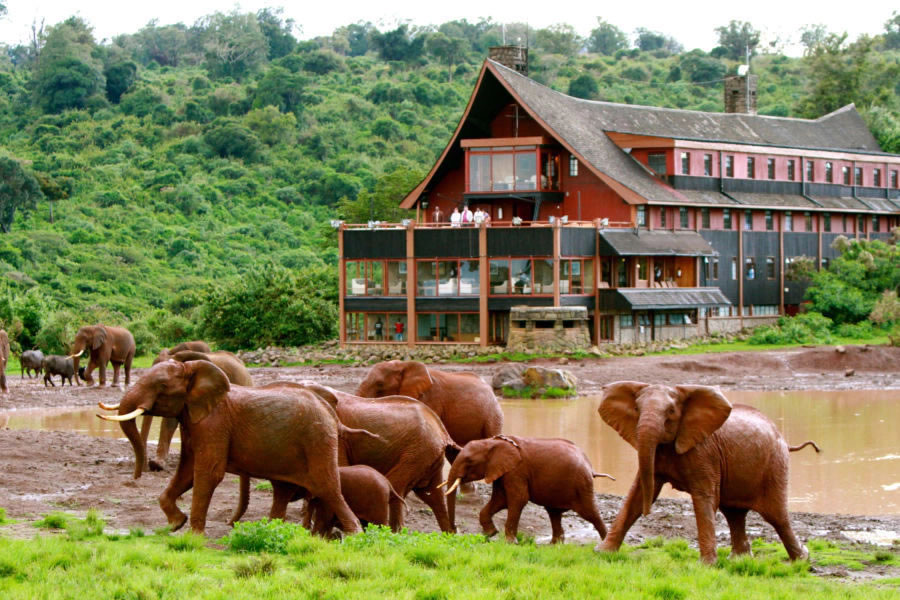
[3,389,898,515]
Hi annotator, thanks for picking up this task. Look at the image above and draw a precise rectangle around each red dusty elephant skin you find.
[445,434,614,543]
[70,324,135,387]
[308,465,407,534]
[596,381,820,564]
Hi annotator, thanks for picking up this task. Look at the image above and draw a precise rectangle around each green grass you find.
[0,517,897,599]
[500,385,576,399]
[648,336,890,357]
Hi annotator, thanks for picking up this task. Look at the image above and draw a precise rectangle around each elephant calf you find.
[21,350,45,378]
[308,465,406,536]
[43,355,77,387]
[445,434,614,544]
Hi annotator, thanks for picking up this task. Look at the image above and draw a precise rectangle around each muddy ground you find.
[1,345,898,579]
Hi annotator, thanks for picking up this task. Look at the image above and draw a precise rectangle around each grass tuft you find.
[65,509,106,540]
[254,481,273,492]
[232,555,277,578]
[166,532,207,552]
[223,518,303,554]
[34,512,69,529]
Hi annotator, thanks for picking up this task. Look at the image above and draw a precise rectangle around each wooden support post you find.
[738,227,744,324]
[479,223,489,347]
[779,212,785,315]
[552,220,561,307]
[338,224,346,347]
[406,223,415,348]
[593,218,602,347]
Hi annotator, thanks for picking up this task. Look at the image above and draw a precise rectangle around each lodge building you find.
[338,51,900,348]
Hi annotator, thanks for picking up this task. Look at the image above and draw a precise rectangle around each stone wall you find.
[506,306,591,352]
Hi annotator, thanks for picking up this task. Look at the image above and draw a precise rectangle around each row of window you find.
[637,206,883,233]
[667,151,900,188]
[702,256,830,281]
[345,312,479,343]
[345,258,596,297]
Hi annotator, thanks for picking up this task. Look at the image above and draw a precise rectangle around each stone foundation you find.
[506,306,591,352]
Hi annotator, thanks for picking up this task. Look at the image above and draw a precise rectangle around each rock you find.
[491,363,528,389]
[845,369,855,377]
[836,346,846,354]
[522,366,577,392]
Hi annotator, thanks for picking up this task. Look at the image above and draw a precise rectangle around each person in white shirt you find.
[473,207,485,224]
[461,204,473,225]
[450,207,461,227]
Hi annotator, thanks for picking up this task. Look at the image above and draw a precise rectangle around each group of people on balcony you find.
[433,204,490,227]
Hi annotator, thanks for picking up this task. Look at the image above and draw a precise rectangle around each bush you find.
[835,321,877,339]
[223,518,302,554]
[747,312,833,345]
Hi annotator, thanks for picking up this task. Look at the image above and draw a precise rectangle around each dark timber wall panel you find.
[345,230,406,259]
[415,298,480,312]
[415,228,479,258]
[700,230,739,305]
[741,232,780,307]
[560,228,596,256]
[345,298,408,312]
[784,233,819,305]
[561,296,595,309]
[487,228,553,256]
[822,234,843,260]
[488,297,554,311]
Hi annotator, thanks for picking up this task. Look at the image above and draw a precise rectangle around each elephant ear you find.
[172,350,209,363]
[399,361,433,398]
[93,326,107,350]
[484,439,522,484]
[674,385,732,454]
[183,360,230,424]
[598,381,647,450]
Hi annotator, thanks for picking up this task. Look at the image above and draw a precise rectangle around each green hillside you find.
[1,14,898,353]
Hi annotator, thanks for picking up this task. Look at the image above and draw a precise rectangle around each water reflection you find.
[501,389,900,516]
[2,389,898,515]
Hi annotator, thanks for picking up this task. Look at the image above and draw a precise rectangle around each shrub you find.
[166,532,206,552]
[34,512,69,529]
[66,509,106,540]
[223,518,301,554]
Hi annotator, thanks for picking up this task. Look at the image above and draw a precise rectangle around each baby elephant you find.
[21,350,45,378]
[43,355,78,387]
[445,435,613,543]
[308,465,406,535]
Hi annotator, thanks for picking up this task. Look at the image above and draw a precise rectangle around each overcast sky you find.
[1,0,896,56]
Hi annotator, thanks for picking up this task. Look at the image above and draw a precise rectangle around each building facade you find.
[338,57,900,348]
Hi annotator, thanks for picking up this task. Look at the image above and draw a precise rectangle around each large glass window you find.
[510,259,531,294]
[458,260,479,295]
[514,153,537,190]
[418,259,479,296]
[469,154,491,192]
[345,313,407,342]
[346,261,364,296]
[467,147,539,193]
[489,260,510,294]
[532,259,554,294]
[561,258,593,294]
[417,261,437,296]
[489,258,552,295]
[616,258,628,287]
[492,154,514,191]
[417,313,478,343]
[437,260,458,296]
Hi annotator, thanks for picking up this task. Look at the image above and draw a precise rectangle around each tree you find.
[587,19,627,55]
[568,74,598,99]
[633,28,681,54]
[680,50,727,83]
[33,17,105,113]
[370,25,425,63]
[256,8,297,59]
[714,20,760,61]
[426,32,468,81]
[103,60,137,103]
[799,24,829,56]
[534,23,582,55]
[337,166,419,223]
[0,157,44,233]
[883,11,900,50]
[198,11,268,80]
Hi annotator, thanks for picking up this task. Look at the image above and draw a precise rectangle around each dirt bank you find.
[0,345,898,579]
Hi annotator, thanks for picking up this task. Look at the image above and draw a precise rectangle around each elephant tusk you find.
[444,478,461,496]
[97,408,145,422]
[69,350,84,358]
[98,401,120,411]
[436,480,448,489]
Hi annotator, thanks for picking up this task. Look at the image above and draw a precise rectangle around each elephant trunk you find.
[120,416,145,480]
[636,418,663,517]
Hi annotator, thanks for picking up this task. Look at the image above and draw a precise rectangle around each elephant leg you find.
[414,485,454,533]
[150,418,179,471]
[124,353,133,387]
[304,462,360,535]
[479,485,506,537]
[139,415,154,469]
[270,481,299,521]
[721,506,752,556]
[503,493,528,543]
[112,362,121,386]
[547,508,565,544]
[597,475,663,553]
[99,361,108,386]
[159,446,195,532]
[189,456,226,534]
[758,505,807,561]
[690,493,719,564]
[573,492,608,540]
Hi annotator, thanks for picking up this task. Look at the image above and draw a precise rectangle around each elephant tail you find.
[788,440,821,453]
[339,424,384,444]
[388,485,408,510]
[592,472,616,481]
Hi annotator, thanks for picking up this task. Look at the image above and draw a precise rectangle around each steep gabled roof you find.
[401,59,891,211]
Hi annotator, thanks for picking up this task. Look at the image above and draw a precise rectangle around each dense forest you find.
[0,9,898,353]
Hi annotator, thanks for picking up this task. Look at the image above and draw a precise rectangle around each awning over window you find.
[597,287,732,311]
[598,230,717,257]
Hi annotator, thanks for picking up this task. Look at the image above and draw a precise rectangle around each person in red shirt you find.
[394,320,404,341]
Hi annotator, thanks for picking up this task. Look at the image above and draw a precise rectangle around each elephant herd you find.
[94,351,820,564]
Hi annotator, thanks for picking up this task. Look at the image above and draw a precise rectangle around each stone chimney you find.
[488,46,528,76]
[724,75,757,114]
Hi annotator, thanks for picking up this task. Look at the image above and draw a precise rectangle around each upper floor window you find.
[891,170,898,188]
[744,210,753,231]
[659,206,667,227]
[767,158,775,180]
[804,212,813,232]
[703,154,713,176]
[825,162,833,183]
[843,165,851,185]
[560,258,594,294]
[744,257,756,280]
[872,215,881,233]
[346,260,407,297]
[747,157,756,179]
[636,205,647,226]
[805,160,814,182]
[569,155,579,177]
[418,259,481,297]
[854,166,863,186]
[766,256,776,279]
[648,153,666,175]
[489,258,553,296]
[787,160,795,181]
[765,210,773,231]
[725,155,734,177]
[723,208,732,230]
[873,168,881,187]
[823,213,831,232]
[785,211,793,232]
[467,145,541,193]
[681,152,690,175]
[679,207,689,228]
[701,207,710,229]
[857,214,865,232]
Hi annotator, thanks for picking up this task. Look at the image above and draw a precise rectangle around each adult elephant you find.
[230,382,460,533]
[70,324,135,387]
[0,330,9,393]
[356,360,503,526]
[98,360,361,535]
[152,341,212,364]
[596,381,820,563]
[103,348,254,473]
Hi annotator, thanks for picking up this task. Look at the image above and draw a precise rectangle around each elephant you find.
[356,360,504,526]
[98,359,361,535]
[42,355,77,387]
[153,341,212,365]
[445,435,613,543]
[229,382,461,533]
[70,324,136,387]
[138,349,252,472]
[307,465,406,535]
[0,330,8,393]
[21,349,44,379]
[596,381,820,564]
